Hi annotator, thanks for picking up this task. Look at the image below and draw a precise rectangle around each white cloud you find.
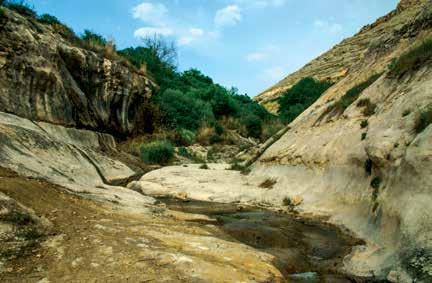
[234,0,287,9]
[314,20,342,34]
[246,52,267,62]
[189,28,204,37]
[134,27,174,39]
[215,5,242,27]
[245,44,280,62]
[132,2,168,26]
[178,28,205,46]
[263,66,285,81]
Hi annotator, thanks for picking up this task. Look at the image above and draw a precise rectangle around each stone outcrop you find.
[250,0,432,280]
[255,0,430,113]
[0,8,157,137]
[0,111,156,212]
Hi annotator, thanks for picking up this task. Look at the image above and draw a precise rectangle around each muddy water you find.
[158,197,366,283]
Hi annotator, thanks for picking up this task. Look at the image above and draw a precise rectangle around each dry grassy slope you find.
[255,0,429,113]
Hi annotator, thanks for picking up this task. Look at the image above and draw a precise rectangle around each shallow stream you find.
[158,197,373,283]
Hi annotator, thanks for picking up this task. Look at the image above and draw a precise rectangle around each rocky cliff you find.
[252,0,432,281]
[256,0,430,113]
[0,8,156,137]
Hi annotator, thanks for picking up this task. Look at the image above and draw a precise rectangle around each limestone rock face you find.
[255,0,430,113]
[251,0,432,279]
[0,9,157,137]
[0,111,156,212]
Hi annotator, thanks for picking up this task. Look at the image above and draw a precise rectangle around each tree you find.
[143,34,178,69]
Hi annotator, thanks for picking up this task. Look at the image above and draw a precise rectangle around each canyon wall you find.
[0,8,156,137]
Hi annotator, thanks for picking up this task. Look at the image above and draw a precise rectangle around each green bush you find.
[242,115,262,139]
[177,147,191,158]
[4,0,36,18]
[209,134,222,144]
[214,123,224,136]
[156,89,214,131]
[278,77,333,123]
[360,120,369,128]
[81,29,107,47]
[389,39,432,77]
[361,132,367,140]
[336,74,381,111]
[177,129,195,146]
[415,107,432,134]
[2,211,34,225]
[140,141,174,165]
[38,13,61,25]
[371,176,382,190]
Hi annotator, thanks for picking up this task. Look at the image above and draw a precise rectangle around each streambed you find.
[158,197,369,283]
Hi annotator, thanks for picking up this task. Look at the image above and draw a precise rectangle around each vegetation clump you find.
[335,74,381,112]
[199,163,209,170]
[357,98,377,116]
[259,178,277,189]
[360,120,369,129]
[415,106,432,134]
[140,140,174,165]
[388,39,432,77]
[3,0,36,18]
[371,176,382,190]
[278,77,333,123]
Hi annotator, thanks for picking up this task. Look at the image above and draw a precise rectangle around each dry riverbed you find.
[0,167,371,282]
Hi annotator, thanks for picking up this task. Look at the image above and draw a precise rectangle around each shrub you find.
[242,114,262,139]
[371,176,382,190]
[178,129,195,146]
[361,132,367,140]
[388,39,432,77]
[196,125,216,145]
[17,227,43,241]
[157,89,214,131]
[357,98,377,116]
[140,140,174,165]
[209,134,222,144]
[259,178,277,189]
[282,197,292,206]
[278,77,333,123]
[360,120,369,128]
[4,0,36,18]
[335,74,381,112]
[81,29,107,45]
[214,123,224,136]
[177,147,191,158]
[2,211,34,225]
[38,13,61,25]
[199,163,209,170]
[261,119,285,141]
[415,107,432,134]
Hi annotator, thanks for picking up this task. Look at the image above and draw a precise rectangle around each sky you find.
[28,0,399,97]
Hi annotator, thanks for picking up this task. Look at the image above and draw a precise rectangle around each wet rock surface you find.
[159,197,365,282]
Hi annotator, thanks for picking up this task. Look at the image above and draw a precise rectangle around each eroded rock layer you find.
[0,9,156,136]
[255,0,430,113]
[251,0,432,280]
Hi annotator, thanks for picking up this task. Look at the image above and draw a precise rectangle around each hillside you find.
[255,0,430,113]
[0,0,431,282]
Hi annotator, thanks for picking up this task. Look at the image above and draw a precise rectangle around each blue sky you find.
[28,0,399,97]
